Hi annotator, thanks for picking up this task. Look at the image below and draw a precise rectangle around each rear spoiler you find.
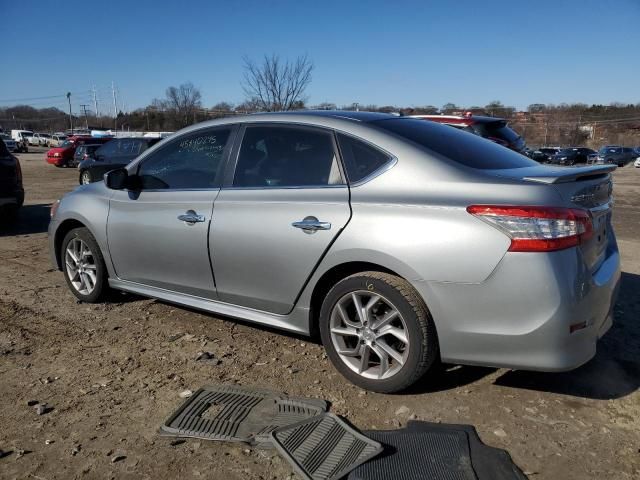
[523,165,616,184]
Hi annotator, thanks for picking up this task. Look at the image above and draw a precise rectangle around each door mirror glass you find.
[104,168,130,190]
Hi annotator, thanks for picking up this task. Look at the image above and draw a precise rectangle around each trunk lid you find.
[492,165,615,272]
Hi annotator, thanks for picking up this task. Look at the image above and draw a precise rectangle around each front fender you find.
[48,184,114,276]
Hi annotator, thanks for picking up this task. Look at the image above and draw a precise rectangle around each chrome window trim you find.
[220,184,349,191]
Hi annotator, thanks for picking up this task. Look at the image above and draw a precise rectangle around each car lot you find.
[1,149,639,479]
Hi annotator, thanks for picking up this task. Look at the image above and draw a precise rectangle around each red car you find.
[409,112,526,153]
[46,136,112,167]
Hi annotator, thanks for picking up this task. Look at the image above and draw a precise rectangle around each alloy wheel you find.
[65,238,97,295]
[329,290,409,380]
[81,172,91,184]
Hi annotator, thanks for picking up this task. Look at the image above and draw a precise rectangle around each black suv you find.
[78,137,162,184]
[410,114,526,153]
[0,139,24,219]
[598,146,638,167]
[71,144,104,168]
[549,147,597,166]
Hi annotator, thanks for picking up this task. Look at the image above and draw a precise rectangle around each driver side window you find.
[137,128,231,190]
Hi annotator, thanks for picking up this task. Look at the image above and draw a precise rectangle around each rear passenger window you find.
[137,128,230,190]
[337,133,391,183]
[233,126,343,188]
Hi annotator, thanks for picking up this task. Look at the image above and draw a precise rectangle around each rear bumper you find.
[415,244,621,371]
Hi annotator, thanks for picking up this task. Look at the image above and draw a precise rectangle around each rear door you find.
[210,124,350,314]
[106,126,235,299]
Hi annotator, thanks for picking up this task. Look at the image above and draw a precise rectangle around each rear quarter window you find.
[337,133,392,183]
[373,118,537,170]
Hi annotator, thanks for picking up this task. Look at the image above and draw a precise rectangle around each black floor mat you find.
[160,385,327,446]
[347,421,528,480]
[271,413,383,480]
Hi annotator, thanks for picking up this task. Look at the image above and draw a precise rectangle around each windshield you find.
[373,118,538,170]
[599,147,621,154]
[558,148,577,155]
[59,140,74,148]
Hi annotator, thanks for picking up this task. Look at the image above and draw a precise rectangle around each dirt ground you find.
[1,148,639,480]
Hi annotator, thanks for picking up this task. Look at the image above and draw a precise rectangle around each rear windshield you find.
[373,118,537,170]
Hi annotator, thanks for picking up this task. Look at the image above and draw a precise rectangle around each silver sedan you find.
[48,111,620,392]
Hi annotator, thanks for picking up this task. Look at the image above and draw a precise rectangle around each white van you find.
[10,130,33,152]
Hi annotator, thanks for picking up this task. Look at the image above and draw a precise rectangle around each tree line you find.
[1,54,638,148]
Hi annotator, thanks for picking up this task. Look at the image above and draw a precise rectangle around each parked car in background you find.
[597,146,638,167]
[49,111,620,393]
[1,134,18,153]
[0,138,24,220]
[634,158,640,168]
[410,113,526,152]
[28,132,50,146]
[48,134,67,147]
[549,147,597,166]
[71,144,103,169]
[10,130,32,152]
[78,137,162,184]
[46,136,113,167]
[32,133,52,146]
[524,147,561,163]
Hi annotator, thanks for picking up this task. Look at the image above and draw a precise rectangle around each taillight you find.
[15,157,22,183]
[467,205,593,252]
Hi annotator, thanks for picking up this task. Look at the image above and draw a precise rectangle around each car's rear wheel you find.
[80,170,92,185]
[319,271,438,393]
[61,227,110,303]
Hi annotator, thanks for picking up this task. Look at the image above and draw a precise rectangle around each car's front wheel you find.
[319,271,438,393]
[61,227,110,303]
[80,170,92,185]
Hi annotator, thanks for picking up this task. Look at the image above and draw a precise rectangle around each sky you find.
[1,0,639,115]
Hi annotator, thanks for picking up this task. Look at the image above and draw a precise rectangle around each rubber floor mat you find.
[271,413,383,480]
[160,385,327,445]
[347,420,528,480]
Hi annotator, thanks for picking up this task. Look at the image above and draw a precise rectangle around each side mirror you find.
[105,168,132,190]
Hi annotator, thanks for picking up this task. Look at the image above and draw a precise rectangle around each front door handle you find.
[292,216,331,233]
[178,210,205,225]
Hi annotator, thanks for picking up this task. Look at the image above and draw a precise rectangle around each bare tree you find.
[242,54,313,111]
[163,82,202,128]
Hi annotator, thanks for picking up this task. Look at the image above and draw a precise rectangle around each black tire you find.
[61,227,110,303]
[319,271,439,393]
[79,170,92,185]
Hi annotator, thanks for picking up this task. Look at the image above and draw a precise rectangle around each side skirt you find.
[108,278,310,335]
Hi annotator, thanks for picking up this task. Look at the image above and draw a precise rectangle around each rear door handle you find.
[178,210,205,225]
[292,216,331,233]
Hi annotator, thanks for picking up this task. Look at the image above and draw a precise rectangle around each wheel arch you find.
[308,261,401,337]
[53,219,89,270]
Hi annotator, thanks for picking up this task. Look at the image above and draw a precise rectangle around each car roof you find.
[259,110,396,122]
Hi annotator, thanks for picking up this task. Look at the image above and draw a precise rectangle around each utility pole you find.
[66,92,73,133]
[80,104,89,129]
[91,85,99,119]
[112,81,118,131]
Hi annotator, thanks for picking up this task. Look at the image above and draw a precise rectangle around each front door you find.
[106,126,234,299]
[211,124,351,314]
